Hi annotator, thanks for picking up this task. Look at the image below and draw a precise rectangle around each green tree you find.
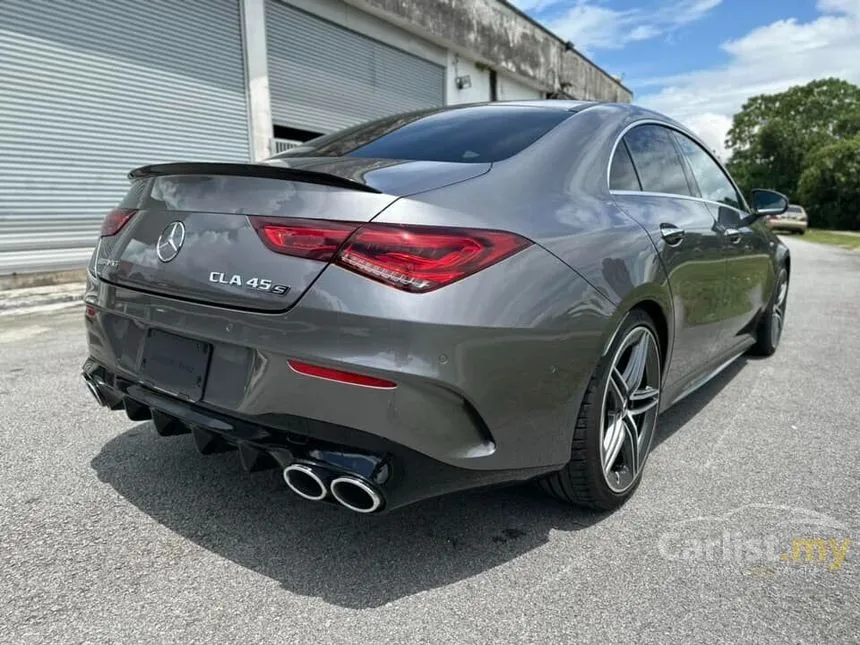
[834,110,860,139]
[725,78,860,202]
[796,137,860,231]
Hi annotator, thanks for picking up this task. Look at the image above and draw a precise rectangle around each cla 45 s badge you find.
[209,272,290,295]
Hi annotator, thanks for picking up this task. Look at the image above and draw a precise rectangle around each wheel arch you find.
[635,299,670,373]
[600,289,675,378]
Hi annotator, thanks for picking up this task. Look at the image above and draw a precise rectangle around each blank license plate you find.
[139,329,211,401]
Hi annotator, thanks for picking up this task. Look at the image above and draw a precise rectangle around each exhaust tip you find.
[283,464,327,501]
[330,476,383,514]
[83,374,106,407]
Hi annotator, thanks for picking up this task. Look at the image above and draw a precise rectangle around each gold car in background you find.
[766,204,809,234]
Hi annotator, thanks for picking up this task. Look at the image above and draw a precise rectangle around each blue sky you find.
[511,0,860,158]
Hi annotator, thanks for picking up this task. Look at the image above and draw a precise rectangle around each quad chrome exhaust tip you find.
[282,464,328,501]
[330,476,383,514]
[82,373,107,407]
[284,464,384,513]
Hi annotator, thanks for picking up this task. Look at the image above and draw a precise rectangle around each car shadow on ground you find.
[91,357,747,609]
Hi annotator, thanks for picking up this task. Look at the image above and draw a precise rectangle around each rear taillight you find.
[249,217,531,293]
[250,217,358,260]
[101,208,137,236]
[337,225,531,292]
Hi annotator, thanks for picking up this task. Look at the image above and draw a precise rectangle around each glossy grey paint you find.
[96,161,493,312]
[610,193,724,390]
[85,101,788,474]
[86,245,613,471]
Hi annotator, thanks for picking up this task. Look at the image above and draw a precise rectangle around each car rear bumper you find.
[82,358,556,512]
[82,244,615,509]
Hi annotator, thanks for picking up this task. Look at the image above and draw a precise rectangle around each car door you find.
[670,131,775,358]
[610,124,726,392]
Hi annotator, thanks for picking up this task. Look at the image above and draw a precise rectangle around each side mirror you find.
[750,189,789,217]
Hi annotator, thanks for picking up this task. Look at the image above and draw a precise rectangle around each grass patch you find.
[798,229,860,249]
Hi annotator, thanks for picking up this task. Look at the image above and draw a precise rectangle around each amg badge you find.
[209,272,290,295]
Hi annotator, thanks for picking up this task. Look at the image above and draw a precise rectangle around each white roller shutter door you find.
[267,0,445,134]
[0,0,251,273]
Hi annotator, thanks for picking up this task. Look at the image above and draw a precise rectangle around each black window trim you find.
[668,129,702,198]
[607,118,751,217]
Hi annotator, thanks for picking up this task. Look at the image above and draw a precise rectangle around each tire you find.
[538,309,662,511]
[798,229,806,236]
[750,267,788,357]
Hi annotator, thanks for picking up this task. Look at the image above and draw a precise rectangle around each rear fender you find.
[598,283,675,382]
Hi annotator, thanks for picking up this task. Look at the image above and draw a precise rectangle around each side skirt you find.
[660,337,755,412]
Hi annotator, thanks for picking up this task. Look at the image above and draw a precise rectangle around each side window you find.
[672,132,742,210]
[622,125,694,196]
[609,141,641,191]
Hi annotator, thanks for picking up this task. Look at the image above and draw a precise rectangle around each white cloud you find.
[544,0,724,52]
[548,4,637,50]
[630,25,661,41]
[683,113,733,160]
[639,0,860,156]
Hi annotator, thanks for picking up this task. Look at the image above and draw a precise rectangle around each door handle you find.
[724,227,742,244]
[660,223,685,246]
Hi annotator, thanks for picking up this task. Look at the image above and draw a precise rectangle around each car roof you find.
[460,101,689,128]
[487,99,598,112]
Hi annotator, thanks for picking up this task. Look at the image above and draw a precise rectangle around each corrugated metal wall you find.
[267,0,445,134]
[0,0,250,274]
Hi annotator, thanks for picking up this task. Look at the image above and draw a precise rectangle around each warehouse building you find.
[0,0,631,274]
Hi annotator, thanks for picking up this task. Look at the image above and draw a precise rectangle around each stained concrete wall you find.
[446,53,492,104]
[343,0,632,102]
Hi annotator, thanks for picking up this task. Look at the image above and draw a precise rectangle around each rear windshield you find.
[273,106,573,164]
[787,205,805,213]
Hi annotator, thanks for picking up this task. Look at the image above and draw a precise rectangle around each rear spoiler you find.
[128,162,382,194]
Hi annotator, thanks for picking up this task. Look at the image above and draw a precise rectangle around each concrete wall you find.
[446,53,491,104]
[281,0,447,66]
[343,0,632,102]
[255,0,632,157]
[242,0,273,160]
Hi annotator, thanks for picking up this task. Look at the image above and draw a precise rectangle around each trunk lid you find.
[96,160,489,312]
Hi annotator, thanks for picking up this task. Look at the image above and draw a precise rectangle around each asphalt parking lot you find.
[1,237,858,644]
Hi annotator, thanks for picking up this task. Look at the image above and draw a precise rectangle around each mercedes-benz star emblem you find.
[156,221,186,263]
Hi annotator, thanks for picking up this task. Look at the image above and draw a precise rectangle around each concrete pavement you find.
[1,237,858,644]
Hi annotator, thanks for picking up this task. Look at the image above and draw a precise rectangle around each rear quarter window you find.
[609,142,642,191]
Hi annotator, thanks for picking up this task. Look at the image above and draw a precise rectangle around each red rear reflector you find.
[287,360,396,389]
[335,224,531,293]
[101,208,137,236]
[250,217,358,261]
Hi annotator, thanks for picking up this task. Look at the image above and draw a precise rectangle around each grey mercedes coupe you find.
[82,101,790,513]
